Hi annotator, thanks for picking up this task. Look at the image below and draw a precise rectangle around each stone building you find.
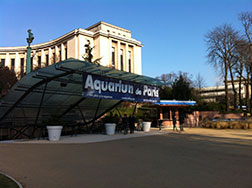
[0,21,142,76]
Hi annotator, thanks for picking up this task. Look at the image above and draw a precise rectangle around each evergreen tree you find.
[0,66,17,98]
[172,74,193,100]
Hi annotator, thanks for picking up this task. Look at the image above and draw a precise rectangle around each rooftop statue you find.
[26,29,34,46]
[83,40,101,65]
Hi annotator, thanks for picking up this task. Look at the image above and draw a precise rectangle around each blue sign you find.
[82,73,160,103]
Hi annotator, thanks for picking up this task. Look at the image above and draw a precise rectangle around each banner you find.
[82,72,160,103]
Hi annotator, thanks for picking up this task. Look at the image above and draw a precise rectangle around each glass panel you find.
[0,59,163,126]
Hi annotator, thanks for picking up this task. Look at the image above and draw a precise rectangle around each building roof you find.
[155,100,196,106]
[86,21,131,33]
[0,59,164,128]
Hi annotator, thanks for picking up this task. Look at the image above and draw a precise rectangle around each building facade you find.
[199,81,247,103]
[0,21,142,76]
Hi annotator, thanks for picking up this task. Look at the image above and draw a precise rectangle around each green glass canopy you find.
[0,59,164,139]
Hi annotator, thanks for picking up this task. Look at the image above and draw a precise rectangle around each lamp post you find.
[26,29,34,74]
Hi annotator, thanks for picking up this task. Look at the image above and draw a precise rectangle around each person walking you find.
[172,115,178,131]
[122,114,129,135]
[179,114,184,132]
[129,114,135,134]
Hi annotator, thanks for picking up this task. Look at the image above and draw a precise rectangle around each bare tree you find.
[193,73,207,102]
[205,24,240,111]
[157,72,177,86]
[194,73,207,89]
[239,11,252,112]
[234,39,250,110]
[239,12,252,45]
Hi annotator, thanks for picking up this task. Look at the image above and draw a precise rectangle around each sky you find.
[0,0,251,87]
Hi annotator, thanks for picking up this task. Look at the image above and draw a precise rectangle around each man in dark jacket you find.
[122,114,129,135]
[173,115,178,131]
[129,115,135,134]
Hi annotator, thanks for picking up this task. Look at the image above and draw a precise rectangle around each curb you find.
[0,171,23,188]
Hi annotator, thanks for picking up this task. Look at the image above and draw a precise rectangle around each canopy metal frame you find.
[0,59,163,140]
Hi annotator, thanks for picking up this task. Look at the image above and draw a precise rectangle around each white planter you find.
[47,126,63,141]
[105,123,116,135]
[143,122,151,132]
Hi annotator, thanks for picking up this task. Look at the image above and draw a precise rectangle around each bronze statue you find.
[84,40,93,62]
[83,40,101,65]
[26,29,34,46]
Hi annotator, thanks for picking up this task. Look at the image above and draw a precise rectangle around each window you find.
[31,57,33,71]
[65,48,67,60]
[120,49,123,71]
[128,51,131,73]
[53,53,56,63]
[38,56,41,68]
[11,58,15,72]
[1,59,5,67]
[46,55,49,66]
[20,58,24,77]
[111,47,115,68]
[59,51,62,61]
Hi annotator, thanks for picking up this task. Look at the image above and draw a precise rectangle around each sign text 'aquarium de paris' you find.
[82,73,160,103]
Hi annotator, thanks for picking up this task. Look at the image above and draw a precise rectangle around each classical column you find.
[133,45,137,73]
[6,52,9,68]
[126,44,129,72]
[55,45,59,62]
[41,49,45,67]
[48,48,52,65]
[15,52,19,73]
[33,50,38,69]
[117,41,120,70]
[61,43,65,61]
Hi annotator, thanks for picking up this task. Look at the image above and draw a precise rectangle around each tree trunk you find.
[229,66,237,110]
[250,66,252,114]
[238,75,242,110]
[224,64,229,111]
[246,80,249,114]
[237,62,244,110]
[245,68,250,114]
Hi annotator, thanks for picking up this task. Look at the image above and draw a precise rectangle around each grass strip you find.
[0,173,19,188]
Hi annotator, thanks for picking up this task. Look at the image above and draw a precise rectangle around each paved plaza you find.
[0,128,252,188]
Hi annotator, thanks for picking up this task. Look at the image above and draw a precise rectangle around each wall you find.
[67,36,77,59]
[199,111,244,120]
[184,111,244,127]
[134,46,142,75]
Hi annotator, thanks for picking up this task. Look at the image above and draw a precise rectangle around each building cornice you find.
[0,29,94,52]
[86,21,131,34]
[0,24,142,52]
[93,30,142,47]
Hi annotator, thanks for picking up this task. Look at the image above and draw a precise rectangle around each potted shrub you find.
[46,115,64,141]
[103,113,119,135]
[143,114,152,132]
